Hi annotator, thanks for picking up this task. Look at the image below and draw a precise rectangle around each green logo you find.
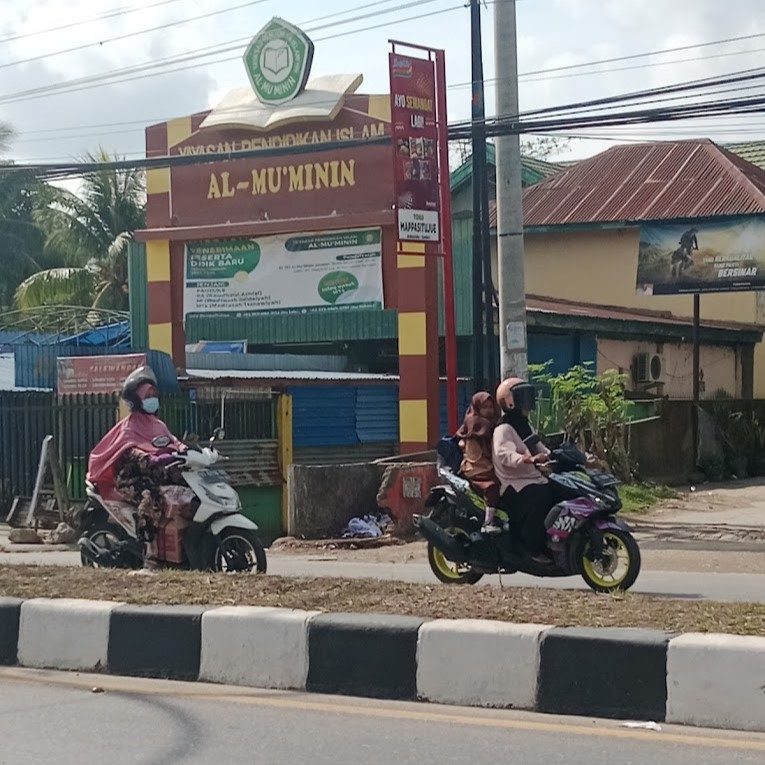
[318,271,359,304]
[244,17,314,105]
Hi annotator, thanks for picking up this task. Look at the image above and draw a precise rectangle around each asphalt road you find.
[1,549,764,602]
[1,669,764,765]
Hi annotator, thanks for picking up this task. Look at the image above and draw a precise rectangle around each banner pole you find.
[436,50,459,434]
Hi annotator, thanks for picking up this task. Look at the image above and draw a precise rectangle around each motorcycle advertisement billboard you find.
[636,216,765,295]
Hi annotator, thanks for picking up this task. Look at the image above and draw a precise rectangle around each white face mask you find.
[142,397,160,414]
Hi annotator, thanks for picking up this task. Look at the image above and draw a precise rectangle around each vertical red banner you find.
[389,53,440,243]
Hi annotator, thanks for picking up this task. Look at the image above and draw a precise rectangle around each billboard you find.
[389,53,440,242]
[184,228,383,318]
[636,217,765,295]
[56,353,147,396]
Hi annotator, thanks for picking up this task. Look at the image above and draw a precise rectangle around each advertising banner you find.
[389,53,440,242]
[636,217,765,295]
[184,228,383,317]
[56,353,147,396]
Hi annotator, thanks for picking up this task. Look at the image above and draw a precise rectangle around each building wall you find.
[518,228,765,396]
[596,338,741,399]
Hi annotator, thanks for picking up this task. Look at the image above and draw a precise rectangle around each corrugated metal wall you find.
[187,309,398,345]
[13,346,179,392]
[355,386,399,442]
[128,240,148,351]
[528,332,597,376]
[290,381,476,453]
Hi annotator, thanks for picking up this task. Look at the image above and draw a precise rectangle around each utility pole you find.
[494,0,528,380]
[470,0,486,390]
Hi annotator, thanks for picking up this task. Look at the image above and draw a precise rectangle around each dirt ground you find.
[1,565,763,636]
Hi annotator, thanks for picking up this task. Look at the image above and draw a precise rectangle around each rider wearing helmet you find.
[87,366,185,568]
[493,377,554,563]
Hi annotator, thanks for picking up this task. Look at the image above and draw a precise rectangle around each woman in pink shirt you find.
[492,377,555,562]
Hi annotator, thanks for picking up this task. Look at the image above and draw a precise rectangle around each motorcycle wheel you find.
[209,528,267,574]
[579,528,641,593]
[80,522,141,569]
[427,527,483,585]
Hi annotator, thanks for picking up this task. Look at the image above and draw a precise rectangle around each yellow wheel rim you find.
[582,532,631,589]
[431,527,473,580]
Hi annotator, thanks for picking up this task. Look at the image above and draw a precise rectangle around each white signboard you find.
[184,228,383,317]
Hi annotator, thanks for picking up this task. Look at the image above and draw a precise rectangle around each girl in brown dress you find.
[456,392,501,534]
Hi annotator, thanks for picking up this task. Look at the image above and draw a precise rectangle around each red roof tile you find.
[513,140,765,228]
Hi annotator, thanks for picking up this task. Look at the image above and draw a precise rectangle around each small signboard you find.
[56,353,147,396]
[389,53,440,242]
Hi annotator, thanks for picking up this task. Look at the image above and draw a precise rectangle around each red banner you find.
[57,354,147,396]
[389,53,440,243]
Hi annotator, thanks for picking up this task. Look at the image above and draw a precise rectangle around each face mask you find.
[142,397,160,414]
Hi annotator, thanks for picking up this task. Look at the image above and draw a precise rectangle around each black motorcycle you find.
[414,442,641,593]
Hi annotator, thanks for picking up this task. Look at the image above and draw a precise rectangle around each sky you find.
[2,0,765,166]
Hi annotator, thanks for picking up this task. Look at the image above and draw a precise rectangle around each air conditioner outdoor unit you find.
[633,353,665,383]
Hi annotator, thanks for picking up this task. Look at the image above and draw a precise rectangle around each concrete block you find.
[667,633,765,732]
[0,598,22,666]
[108,605,205,680]
[19,598,121,672]
[417,620,549,709]
[307,612,426,699]
[538,627,670,721]
[200,606,319,690]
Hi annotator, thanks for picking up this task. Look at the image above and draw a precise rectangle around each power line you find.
[0,0,271,73]
[446,29,765,90]
[0,0,446,107]
[0,0,188,46]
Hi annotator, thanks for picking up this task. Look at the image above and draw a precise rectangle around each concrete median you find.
[666,632,765,732]
[200,606,319,690]
[417,619,548,709]
[1,599,764,734]
[18,598,121,672]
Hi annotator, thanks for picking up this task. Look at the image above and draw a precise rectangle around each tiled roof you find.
[519,139,765,227]
[725,141,765,171]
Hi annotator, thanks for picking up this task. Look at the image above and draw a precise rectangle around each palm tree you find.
[14,148,145,311]
[0,123,55,309]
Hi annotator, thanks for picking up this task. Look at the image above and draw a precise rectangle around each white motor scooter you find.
[77,434,267,573]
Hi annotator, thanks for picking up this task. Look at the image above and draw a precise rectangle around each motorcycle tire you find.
[208,528,267,574]
[578,528,641,593]
[426,526,483,585]
[80,522,142,569]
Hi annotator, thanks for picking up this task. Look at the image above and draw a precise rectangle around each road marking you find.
[1,668,764,752]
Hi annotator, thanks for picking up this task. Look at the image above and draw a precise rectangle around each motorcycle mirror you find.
[212,427,226,442]
[185,432,200,445]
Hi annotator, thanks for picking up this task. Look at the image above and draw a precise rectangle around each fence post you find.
[278,394,293,536]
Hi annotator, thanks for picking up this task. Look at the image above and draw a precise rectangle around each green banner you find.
[185,227,383,317]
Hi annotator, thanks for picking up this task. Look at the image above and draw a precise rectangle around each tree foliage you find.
[15,149,145,311]
[531,363,634,481]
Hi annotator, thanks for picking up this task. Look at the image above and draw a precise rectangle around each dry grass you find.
[1,566,764,636]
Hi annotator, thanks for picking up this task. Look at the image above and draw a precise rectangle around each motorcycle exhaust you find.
[77,536,106,564]
[414,516,469,563]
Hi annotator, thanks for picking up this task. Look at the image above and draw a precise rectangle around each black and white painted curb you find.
[0,597,763,733]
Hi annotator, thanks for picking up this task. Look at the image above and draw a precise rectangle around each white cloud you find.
[0,0,764,165]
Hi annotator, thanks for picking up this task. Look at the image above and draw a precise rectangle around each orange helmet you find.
[496,377,536,412]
